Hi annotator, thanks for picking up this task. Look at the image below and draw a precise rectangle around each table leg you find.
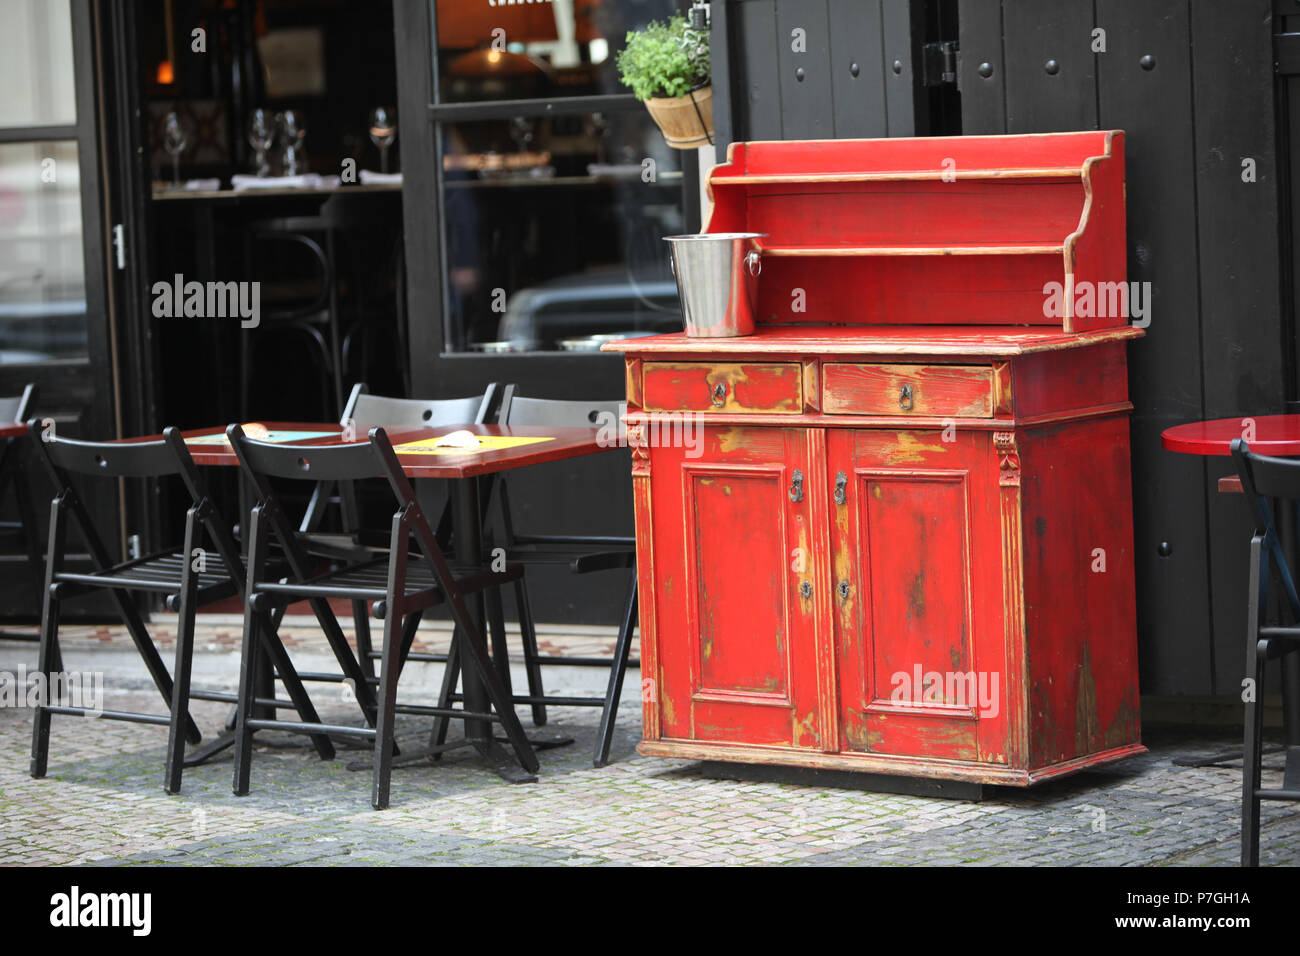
[450,478,491,745]
[449,477,539,783]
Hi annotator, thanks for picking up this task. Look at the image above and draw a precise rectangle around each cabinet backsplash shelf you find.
[706,131,1127,334]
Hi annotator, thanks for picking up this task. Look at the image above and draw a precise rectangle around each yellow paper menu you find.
[395,435,555,455]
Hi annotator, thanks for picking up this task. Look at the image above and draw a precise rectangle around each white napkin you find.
[359,170,403,185]
[154,178,222,193]
[230,174,341,191]
[433,430,480,449]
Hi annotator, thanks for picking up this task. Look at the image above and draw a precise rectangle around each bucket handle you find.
[745,250,762,277]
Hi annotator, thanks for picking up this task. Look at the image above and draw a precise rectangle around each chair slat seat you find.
[253,555,523,605]
[57,547,242,593]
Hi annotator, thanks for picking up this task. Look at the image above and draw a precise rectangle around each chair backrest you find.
[28,421,190,480]
[344,382,498,430]
[0,384,34,424]
[27,421,241,572]
[497,387,622,429]
[228,424,444,572]
[1232,438,1300,529]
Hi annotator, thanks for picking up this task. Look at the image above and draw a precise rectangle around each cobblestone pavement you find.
[0,617,1297,866]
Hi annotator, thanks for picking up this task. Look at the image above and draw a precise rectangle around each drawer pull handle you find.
[710,381,727,407]
[800,580,812,599]
[899,383,914,411]
[838,580,850,601]
[834,471,848,505]
[789,469,804,503]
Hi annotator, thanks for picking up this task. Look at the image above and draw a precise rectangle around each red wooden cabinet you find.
[608,132,1144,786]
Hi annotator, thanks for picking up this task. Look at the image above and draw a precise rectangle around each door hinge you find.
[921,40,958,87]
[1276,31,1300,75]
[112,223,126,270]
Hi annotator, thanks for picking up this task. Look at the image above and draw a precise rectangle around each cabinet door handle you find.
[710,381,727,407]
[789,469,804,503]
[834,471,848,505]
[898,383,914,411]
[800,580,812,599]
[838,580,850,601]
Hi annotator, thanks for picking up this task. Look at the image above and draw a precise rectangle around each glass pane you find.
[0,0,76,128]
[440,111,684,353]
[0,141,88,362]
[435,0,680,103]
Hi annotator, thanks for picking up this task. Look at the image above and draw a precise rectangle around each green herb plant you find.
[616,14,711,101]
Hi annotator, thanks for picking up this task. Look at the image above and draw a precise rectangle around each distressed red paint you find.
[605,132,1144,786]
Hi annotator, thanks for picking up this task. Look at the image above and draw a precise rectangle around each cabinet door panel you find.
[829,429,1009,763]
[648,426,823,749]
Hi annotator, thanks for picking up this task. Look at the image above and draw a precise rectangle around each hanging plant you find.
[617,14,714,150]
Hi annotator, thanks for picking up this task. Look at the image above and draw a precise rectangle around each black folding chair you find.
[1231,437,1300,866]
[296,382,502,680]
[227,423,537,809]
[435,387,639,767]
[23,422,307,794]
[0,385,45,649]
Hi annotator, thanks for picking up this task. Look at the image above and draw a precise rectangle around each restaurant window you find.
[432,0,688,354]
[0,0,88,363]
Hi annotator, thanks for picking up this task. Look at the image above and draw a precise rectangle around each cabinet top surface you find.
[602,325,1143,359]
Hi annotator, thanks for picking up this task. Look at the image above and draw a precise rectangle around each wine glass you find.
[278,110,307,176]
[509,116,534,154]
[163,111,188,188]
[368,106,397,174]
[247,108,275,177]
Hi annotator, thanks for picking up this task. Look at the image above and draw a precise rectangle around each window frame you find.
[395,0,698,399]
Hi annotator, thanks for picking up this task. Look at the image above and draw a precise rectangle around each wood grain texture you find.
[604,324,1144,359]
[822,363,993,417]
[642,362,802,414]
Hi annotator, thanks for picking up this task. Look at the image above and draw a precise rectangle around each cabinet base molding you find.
[639,739,1149,788]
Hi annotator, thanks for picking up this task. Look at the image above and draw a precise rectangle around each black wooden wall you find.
[956,0,1284,697]
[714,0,1287,696]
[712,0,931,151]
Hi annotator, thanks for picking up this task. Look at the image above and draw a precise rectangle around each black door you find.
[0,0,119,620]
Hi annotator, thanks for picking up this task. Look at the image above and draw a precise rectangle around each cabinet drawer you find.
[822,363,993,417]
[642,362,802,414]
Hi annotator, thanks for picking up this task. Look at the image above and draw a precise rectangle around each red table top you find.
[121,422,618,479]
[1161,414,1300,457]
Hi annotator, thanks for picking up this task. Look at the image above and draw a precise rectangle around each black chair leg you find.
[394,608,424,684]
[353,600,375,682]
[29,590,60,779]
[595,576,638,768]
[255,610,335,760]
[232,596,262,796]
[110,588,202,745]
[371,605,403,810]
[513,579,547,726]
[485,583,513,692]
[430,625,461,757]
[164,576,200,795]
[1242,637,1267,867]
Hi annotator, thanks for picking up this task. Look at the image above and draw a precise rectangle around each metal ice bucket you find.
[663,232,766,337]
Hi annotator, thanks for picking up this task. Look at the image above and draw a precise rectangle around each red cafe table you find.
[1162,415,1300,781]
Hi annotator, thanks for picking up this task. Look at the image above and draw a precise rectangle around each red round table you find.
[1162,414,1300,457]
[1163,414,1300,780]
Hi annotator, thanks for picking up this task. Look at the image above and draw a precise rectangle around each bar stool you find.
[241,215,344,420]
